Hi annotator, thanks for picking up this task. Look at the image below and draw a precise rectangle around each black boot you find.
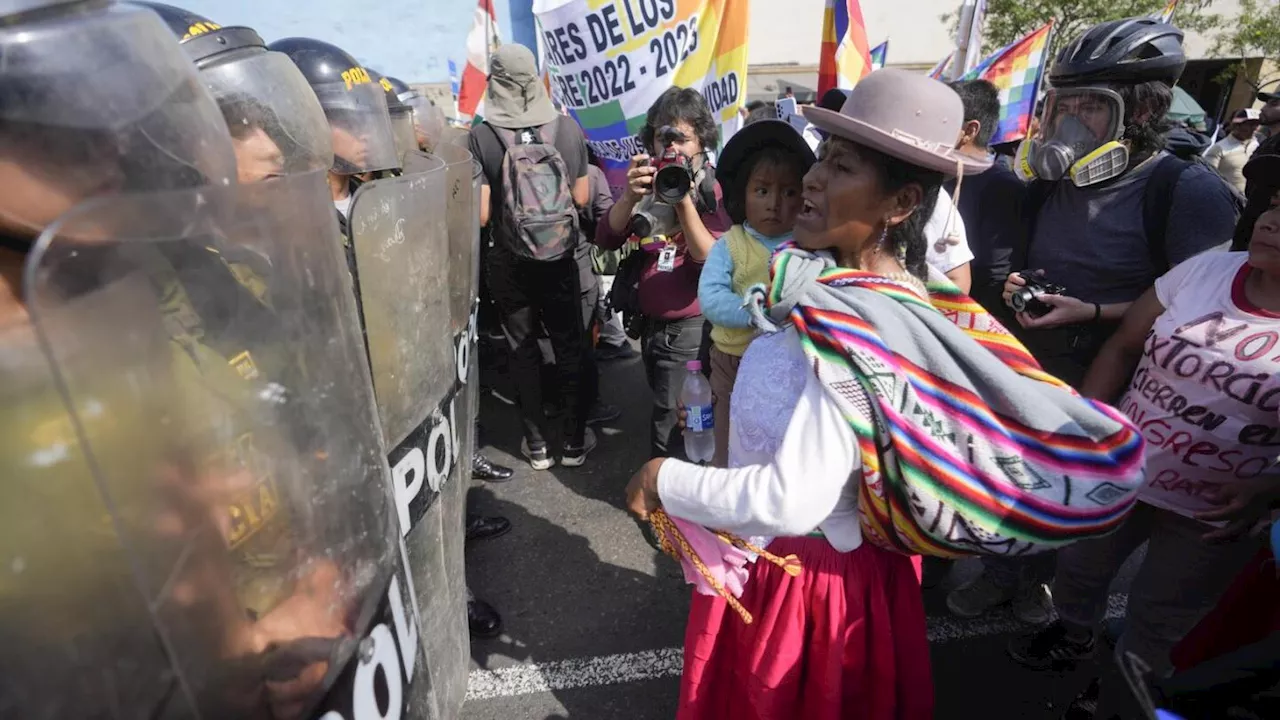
[472,452,513,482]
[466,514,512,544]
[468,597,502,639]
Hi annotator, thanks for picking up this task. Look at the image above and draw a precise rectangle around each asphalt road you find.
[461,349,1141,720]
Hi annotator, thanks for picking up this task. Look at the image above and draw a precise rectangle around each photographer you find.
[949,18,1241,627]
[595,87,731,460]
[1001,18,1239,389]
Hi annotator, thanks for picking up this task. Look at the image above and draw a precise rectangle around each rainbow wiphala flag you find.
[962,22,1053,145]
[869,40,888,71]
[818,0,873,96]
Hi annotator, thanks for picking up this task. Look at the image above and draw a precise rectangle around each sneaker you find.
[920,556,954,590]
[1062,678,1100,720]
[1007,620,1096,671]
[587,402,621,425]
[1012,582,1054,625]
[561,427,598,468]
[595,343,638,361]
[521,438,554,471]
[946,573,1017,618]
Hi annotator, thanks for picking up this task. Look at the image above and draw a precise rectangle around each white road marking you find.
[466,593,1129,701]
[467,647,684,702]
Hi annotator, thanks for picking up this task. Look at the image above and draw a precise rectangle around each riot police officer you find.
[1,0,226,716]
[384,75,448,154]
[137,2,335,181]
[268,37,399,228]
[374,68,516,635]
[3,2,430,717]
[371,69,420,161]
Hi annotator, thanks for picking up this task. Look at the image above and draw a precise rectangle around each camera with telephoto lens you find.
[1008,275,1067,318]
[652,125,695,205]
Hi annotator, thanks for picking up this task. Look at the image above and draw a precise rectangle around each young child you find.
[698,120,815,467]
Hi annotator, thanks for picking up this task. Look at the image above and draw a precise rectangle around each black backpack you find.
[1020,155,1245,272]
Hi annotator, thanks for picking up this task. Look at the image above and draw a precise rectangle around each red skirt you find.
[677,536,933,720]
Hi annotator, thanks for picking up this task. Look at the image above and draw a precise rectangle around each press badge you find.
[657,245,678,272]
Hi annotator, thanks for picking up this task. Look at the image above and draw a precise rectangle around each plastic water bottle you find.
[681,360,715,463]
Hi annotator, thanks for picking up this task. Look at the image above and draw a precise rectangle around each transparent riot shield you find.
[2,277,187,719]
[438,140,481,335]
[22,171,429,720]
[348,155,452,446]
[436,139,482,718]
[444,134,483,463]
[347,154,471,719]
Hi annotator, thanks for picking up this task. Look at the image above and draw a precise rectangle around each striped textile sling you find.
[745,247,1147,558]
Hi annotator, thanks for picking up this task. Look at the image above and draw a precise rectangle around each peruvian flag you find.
[457,0,500,118]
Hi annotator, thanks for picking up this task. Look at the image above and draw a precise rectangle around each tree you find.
[1211,0,1280,91]
[946,0,1220,55]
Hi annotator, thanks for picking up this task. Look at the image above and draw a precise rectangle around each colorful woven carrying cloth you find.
[746,247,1147,558]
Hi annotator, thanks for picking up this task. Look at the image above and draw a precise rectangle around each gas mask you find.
[1015,87,1128,187]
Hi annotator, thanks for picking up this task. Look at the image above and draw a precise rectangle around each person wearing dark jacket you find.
[1165,122,1212,160]
[945,80,1027,321]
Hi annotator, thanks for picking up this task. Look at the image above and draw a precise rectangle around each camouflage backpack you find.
[487,119,578,261]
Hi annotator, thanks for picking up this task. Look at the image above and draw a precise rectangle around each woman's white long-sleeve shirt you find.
[656,329,864,551]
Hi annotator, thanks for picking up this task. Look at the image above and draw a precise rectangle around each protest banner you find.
[533,0,748,195]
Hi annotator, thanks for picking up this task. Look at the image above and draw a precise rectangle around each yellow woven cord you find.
[648,509,803,625]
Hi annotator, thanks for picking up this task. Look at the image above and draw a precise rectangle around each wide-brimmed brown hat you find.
[802,68,991,177]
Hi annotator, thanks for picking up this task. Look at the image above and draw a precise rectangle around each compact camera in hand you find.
[1008,276,1067,318]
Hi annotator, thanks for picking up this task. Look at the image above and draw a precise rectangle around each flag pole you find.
[951,0,976,81]
[1026,21,1056,138]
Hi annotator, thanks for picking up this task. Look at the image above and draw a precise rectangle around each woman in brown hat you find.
[624,69,1147,719]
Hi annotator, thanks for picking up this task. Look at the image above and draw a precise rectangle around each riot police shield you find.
[20,170,430,719]
[443,134,483,421]
[400,149,441,176]
[2,268,185,719]
[346,155,473,719]
[438,140,482,334]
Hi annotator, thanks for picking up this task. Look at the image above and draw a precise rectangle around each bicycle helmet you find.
[1049,17,1186,88]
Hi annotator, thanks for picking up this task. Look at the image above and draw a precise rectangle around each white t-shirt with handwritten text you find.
[1118,252,1280,520]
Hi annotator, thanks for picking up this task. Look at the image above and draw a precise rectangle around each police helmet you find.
[0,0,235,237]
[136,2,334,177]
[381,75,447,153]
[1050,17,1186,88]
[382,75,413,102]
[268,36,399,174]
[370,69,417,157]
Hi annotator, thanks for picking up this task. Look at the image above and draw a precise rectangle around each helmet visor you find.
[0,4,235,234]
[404,95,447,152]
[313,81,398,174]
[390,109,417,156]
[202,50,335,178]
